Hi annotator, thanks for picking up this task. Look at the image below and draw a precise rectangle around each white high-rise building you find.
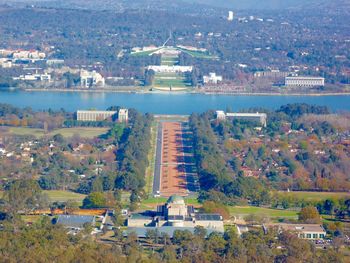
[228,11,234,21]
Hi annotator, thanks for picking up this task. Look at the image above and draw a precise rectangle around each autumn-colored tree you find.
[298,206,321,223]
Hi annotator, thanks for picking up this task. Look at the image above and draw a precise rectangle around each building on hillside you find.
[0,58,12,68]
[254,70,291,78]
[80,70,105,88]
[203,73,223,84]
[216,111,267,127]
[13,73,51,82]
[46,59,65,66]
[126,195,224,238]
[285,76,325,87]
[76,110,117,122]
[147,65,193,73]
[228,11,234,21]
[216,110,226,121]
[118,109,129,123]
[12,50,46,60]
[266,224,326,240]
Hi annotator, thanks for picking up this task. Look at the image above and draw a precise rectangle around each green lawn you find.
[44,190,86,205]
[7,127,109,138]
[141,196,200,206]
[229,206,299,219]
[276,191,350,202]
[176,47,217,59]
[130,48,161,57]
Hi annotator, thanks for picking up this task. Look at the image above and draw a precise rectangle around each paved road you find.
[152,123,162,196]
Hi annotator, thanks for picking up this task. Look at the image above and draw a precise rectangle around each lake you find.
[0,90,350,114]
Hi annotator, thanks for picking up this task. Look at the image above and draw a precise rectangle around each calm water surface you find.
[0,91,349,114]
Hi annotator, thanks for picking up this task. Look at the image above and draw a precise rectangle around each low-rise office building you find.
[76,108,128,122]
[80,70,105,88]
[77,110,117,122]
[203,72,223,84]
[216,111,267,127]
[285,76,325,87]
[267,223,326,240]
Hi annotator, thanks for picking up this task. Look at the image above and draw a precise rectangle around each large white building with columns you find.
[285,76,325,87]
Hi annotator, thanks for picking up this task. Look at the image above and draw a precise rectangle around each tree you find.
[298,206,321,223]
[4,179,47,214]
[82,192,106,208]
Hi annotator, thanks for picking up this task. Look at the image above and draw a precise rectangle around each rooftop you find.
[56,215,94,229]
[167,195,185,205]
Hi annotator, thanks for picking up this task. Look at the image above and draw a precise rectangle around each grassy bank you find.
[229,206,299,219]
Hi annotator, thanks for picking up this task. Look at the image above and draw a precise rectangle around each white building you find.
[267,224,326,240]
[13,73,51,82]
[285,76,325,87]
[228,11,234,21]
[76,110,117,122]
[118,109,129,123]
[147,65,193,73]
[203,72,223,84]
[0,58,12,68]
[216,111,267,127]
[12,50,46,60]
[80,70,105,88]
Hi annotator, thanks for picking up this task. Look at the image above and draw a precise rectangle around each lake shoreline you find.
[22,88,350,97]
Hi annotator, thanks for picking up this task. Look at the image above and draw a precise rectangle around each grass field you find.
[7,127,109,138]
[131,49,161,57]
[229,206,299,219]
[276,191,350,202]
[161,57,178,66]
[44,190,86,205]
[154,77,190,87]
[177,47,217,59]
[144,122,158,197]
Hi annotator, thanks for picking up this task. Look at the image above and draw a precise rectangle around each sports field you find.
[6,127,109,138]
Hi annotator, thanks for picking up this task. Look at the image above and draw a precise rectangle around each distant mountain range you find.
[1,0,349,11]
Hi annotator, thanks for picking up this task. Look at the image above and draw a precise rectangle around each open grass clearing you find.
[44,190,86,205]
[276,191,350,202]
[229,206,299,219]
[7,127,109,138]
[21,215,44,223]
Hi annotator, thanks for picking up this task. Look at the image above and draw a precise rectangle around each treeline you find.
[0,218,345,263]
[115,112,153,192]
[0,103,72,130]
